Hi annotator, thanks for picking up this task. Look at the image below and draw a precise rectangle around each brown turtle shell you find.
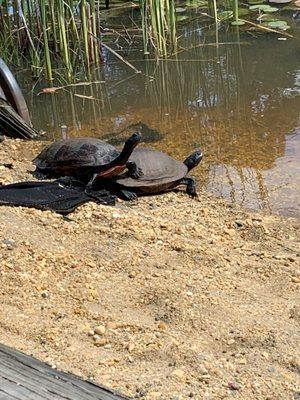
[115,147,188,193]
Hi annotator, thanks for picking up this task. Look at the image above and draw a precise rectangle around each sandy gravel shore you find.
[0,138,299,399]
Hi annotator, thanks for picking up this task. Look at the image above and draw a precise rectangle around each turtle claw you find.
[119,189,138,201]
[131,167,143,179]
[126,161,143,179]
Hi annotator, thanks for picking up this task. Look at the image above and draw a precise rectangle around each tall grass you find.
[0,0,102,81]
[140,0,177,58]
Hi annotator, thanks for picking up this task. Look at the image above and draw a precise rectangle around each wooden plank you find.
[0,344,130,400]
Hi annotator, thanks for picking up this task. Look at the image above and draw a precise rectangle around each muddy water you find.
[19,23,300,217]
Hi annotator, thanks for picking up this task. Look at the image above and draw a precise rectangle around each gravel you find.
[0,138,299,399]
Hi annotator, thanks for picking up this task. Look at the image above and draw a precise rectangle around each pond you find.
[17,12,300,218]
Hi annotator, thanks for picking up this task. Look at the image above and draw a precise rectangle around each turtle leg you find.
[85,187,116,206]
[57,176,85,189]
[119,189,138,201]
[86,173,99,189]
[181,177,197,197]
[126,161,143,179]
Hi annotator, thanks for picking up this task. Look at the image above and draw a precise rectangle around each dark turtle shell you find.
[115,147,188,193]
[34,133,142,184]
[34,138,120,173]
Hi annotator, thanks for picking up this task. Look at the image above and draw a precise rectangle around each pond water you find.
[17,13,300,218]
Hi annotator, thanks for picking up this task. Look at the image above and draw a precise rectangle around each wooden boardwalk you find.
[0,344,129,400]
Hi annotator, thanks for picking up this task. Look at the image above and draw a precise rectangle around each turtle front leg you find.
[181,177,197,197]
[126,161,143,179]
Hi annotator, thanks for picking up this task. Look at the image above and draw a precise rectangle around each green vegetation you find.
[140,0,177,57]
[0,0,294,82]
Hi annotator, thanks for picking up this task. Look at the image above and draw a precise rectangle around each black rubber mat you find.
[0,179,115,214]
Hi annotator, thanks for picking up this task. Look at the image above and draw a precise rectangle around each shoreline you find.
[0,138,299,399]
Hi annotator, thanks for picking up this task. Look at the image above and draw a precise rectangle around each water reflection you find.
[19,26,300,218]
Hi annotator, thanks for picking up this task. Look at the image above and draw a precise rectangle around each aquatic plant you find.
[139,0,177,57]
[0,0,102,81]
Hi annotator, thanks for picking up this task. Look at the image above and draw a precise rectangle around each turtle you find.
[107,147,203,200]
[33,132,143,188]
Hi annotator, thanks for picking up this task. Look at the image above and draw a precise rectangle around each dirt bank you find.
[0,138,299,399]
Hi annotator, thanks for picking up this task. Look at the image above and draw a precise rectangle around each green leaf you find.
[175,7,186,12]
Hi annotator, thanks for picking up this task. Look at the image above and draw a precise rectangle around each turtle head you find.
[126,131,141,147]
[183,149,203,172]
[118,131,142,163]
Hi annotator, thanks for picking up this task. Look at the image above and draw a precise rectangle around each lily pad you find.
[176,15,189,21]
[176,7,186,12]
[218,10,234,19]
[186,0,208,7]
[231,20,246,25]
[249,4,279,11]
[248,0,266,3]
[269,0,291,3]
[266,20,290,29]
[258,14,278,20]
[238,7,250,16]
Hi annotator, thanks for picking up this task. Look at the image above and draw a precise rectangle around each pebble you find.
[157,321,167,330]
[234,220,244,228]
[227,339,235,345]
[2,239,16,249]
[94,338,108,347]
[291,276,300,283]
[228,381,240,390]
[127,343,135,352]
[198,374,211,382]
[198,365,208,375]
[171,369,185,380]
[147,391,162,398]
[94,325,106,335]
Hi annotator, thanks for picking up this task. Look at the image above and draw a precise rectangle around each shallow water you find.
[18,17,300,218]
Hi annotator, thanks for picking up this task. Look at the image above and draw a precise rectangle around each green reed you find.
[140,0,177,58]
[232,0,239,23]
[0,0,102,81]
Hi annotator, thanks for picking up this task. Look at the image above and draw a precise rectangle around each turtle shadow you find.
[102,122,164,146]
